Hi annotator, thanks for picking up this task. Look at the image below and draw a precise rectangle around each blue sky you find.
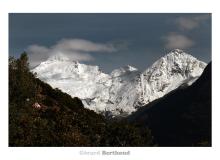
[9,13,211,73]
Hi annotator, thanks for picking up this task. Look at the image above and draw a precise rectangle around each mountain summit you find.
[32,49,206,116]
[136,49,206,106]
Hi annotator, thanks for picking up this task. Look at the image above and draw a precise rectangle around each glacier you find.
[32,49,207,116]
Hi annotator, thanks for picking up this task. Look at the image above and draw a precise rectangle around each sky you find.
[9,13,211,73]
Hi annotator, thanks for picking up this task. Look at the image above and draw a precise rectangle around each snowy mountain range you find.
[32,49,206,116]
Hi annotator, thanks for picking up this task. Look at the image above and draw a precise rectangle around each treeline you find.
[9,52,154,146]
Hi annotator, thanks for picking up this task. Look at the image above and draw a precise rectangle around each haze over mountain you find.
[32,49,206,116]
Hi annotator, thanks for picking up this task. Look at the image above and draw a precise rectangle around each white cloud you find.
[162,32,195,50]
[54,39,117,52]
[162,15,210,50]
[26,38,117,67]
[176,14,210,30]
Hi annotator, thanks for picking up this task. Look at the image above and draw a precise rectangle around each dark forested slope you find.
[9,53,153,147]
[128,62,212,146]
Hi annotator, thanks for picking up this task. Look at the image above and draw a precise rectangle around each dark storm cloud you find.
[9,13,211,73]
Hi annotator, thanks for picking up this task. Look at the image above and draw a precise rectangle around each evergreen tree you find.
[9,53,154,147]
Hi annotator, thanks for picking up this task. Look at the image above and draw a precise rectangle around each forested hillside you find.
[9,53,154,147]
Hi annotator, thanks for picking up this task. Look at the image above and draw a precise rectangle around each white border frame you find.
[1,0,219,160]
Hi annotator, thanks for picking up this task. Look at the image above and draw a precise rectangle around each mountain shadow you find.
[128,62,212,146]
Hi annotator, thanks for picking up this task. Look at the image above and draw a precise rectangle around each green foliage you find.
[9,53,154,146]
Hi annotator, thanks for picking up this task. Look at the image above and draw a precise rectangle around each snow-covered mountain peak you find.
[170,48,185,54]
[138,49,207,105]
[148,49,206,74]
[125,65,138,71]
[111,65,138,77]
[164,49,193,58]
[32,50,207,116]
[32,62,110,104]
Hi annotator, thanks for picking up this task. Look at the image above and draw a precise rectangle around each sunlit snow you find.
[32,49,206,116]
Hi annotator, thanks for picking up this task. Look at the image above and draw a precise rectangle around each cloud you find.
[106,39,132,50]
[176,14,210,30]
[26,38,117,67]
[54,39,117,52]
[162,32,195,50]
[162,14,210,51]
